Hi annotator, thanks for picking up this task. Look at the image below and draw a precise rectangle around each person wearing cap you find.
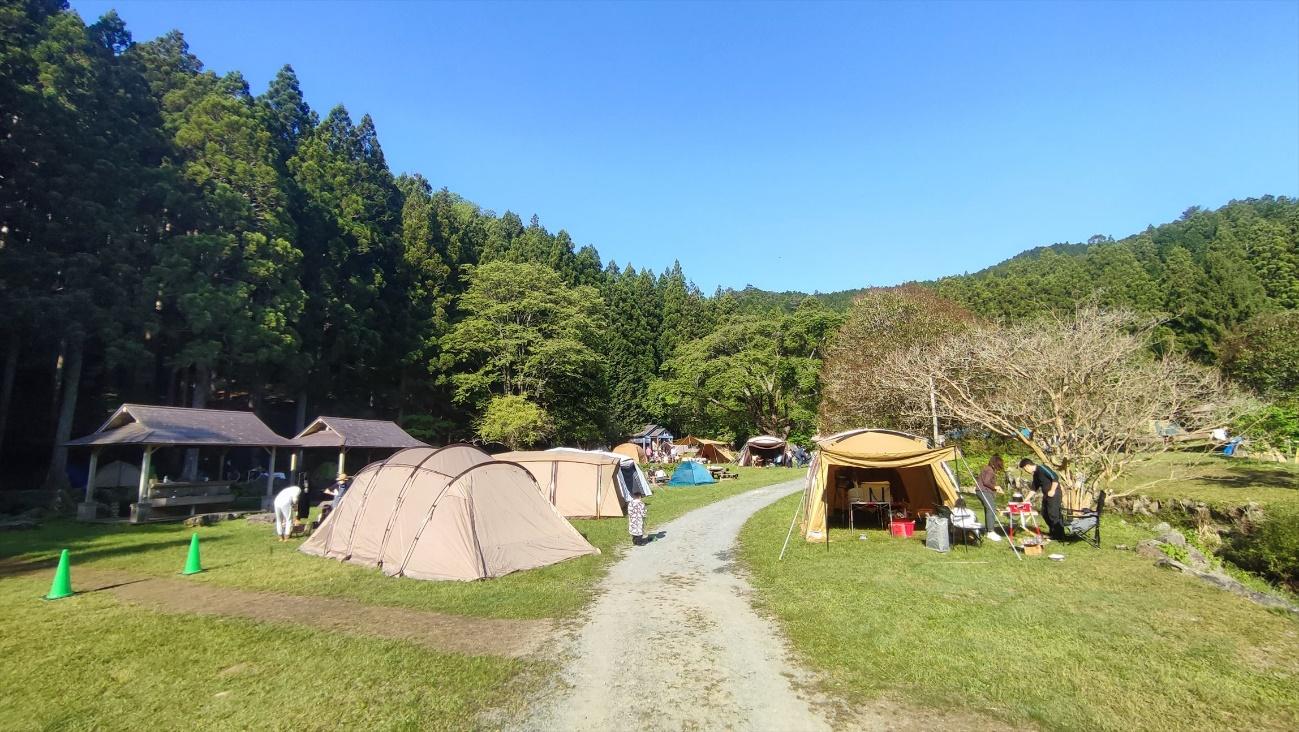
[1019,458,1064,540]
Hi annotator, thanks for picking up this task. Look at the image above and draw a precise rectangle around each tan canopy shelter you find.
[802,429,959,541]
[612,442,646,463]
[738,435,791,466]
[498,449,642,518]
[678,436,736,464]
[301,445,597,581]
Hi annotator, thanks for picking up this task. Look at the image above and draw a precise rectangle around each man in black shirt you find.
[1019,458,1065,540]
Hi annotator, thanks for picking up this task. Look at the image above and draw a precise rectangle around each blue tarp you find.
[668,461,715,486]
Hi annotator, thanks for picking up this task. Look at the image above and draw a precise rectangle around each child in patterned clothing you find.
[628,490,648,545]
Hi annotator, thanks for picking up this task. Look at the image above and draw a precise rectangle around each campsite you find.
[2,2,1298,731]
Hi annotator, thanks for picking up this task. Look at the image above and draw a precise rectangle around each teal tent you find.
[669,461,715,486]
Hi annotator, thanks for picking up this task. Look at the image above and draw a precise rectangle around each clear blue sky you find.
[73,0,1299,293]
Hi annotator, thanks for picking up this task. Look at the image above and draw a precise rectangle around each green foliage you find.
[475,394,554,449]
[1233,404,1299,454]
[1222,507,1299,592]
[1224,310,1299,402]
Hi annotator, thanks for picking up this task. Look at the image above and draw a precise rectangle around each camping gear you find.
[889,519,915,538]
[800,429,961,542]
[1062,491,1106,548]
[500,449,650,518]
[300,445,598,581]
[669,461,716,486]
[181,533,203,575]
[925,515,951,552]
[1049,553,1065,561]
[738,435,792,466]
[45,549,73,600]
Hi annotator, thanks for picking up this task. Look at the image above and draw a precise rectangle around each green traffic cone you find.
[44,549,73,600]
[181,533,203,575]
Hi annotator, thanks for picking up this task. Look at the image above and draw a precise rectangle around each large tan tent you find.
[678,436,737,464]
[801,429,960,541]
[611,442,647,463]
[300,445,598,581]
[498,449,649,518]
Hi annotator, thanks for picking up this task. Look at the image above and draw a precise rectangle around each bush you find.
[1221,507,1299,592]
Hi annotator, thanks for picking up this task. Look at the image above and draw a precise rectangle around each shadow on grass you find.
[0,532,232,574]
[1198,467,1299,490]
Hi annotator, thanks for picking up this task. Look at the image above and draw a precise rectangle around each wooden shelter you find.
[291,416,427,479]
[66,404,296,522]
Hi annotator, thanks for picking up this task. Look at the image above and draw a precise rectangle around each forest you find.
[1,1,1296,493]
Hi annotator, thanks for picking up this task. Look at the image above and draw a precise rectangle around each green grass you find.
[1112,452,1299,511]
[739,494,1299,732]
[0,466,796,620]
[0,465,795,730]
[0,573,525,731]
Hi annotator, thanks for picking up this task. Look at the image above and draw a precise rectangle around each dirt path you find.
[518,479,841,731]
[15,566,551,658]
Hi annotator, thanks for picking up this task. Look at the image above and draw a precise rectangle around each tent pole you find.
[778,485,807,561]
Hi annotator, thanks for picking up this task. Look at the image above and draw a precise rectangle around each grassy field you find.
[1111,451,1299,510]
[0,465,795,730]
[739,493,1299,732]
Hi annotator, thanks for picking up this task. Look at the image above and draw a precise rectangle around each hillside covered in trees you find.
[1,2,1295,492]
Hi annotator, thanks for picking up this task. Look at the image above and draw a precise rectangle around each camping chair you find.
[940,505,985,548]
[1061,491,1105,548]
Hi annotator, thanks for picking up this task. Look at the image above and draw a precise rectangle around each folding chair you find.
[1062,491,1105,548]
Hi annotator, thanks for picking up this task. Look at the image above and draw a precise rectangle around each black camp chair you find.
[1062,491,1105,548]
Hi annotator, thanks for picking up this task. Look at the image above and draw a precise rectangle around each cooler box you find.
[889,519,915,538]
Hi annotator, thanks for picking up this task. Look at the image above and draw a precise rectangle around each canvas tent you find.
[801,429,960,541]
[669,461,716,486]
[677,436,736,464]
[738,435,792,466]
[93,460,142,489]
[612,442,647,463]
[300,445,597,581]
[498,449,651,518]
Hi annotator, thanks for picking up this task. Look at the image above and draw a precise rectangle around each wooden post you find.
[929,376,940,445]
[337,447,347,478]
[138,446,154,502]
[266,447,277,500]
[84,449,100,503]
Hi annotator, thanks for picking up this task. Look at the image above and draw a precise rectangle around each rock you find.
[1151,521,1171,534]
[1184,546,1211,569]
[1153,553,1299,614]
[1136,540,1166,560]
[1158,530,1187,548]
[245,512,276,524]
[185,512,240,527]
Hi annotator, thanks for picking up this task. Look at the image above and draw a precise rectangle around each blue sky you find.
[73,0,1299,293]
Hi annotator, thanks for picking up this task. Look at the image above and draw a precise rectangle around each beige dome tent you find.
[611,442,646,463]
[801,429,959,541]
[738,435,792,466]
[498,449,650,518]
[300,445,598,581]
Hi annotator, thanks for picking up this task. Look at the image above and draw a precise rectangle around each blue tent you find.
[669,461,715,486]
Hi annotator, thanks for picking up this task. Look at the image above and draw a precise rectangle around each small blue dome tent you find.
[668,461,715,486]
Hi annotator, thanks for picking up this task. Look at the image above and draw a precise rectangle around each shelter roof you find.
[293,416,427,450]
[629,424,674,440]
[66,404,295,448]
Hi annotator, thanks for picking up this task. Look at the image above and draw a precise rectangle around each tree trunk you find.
[182,364,211,479]
[45,334,84,497]
[0,331,19,454]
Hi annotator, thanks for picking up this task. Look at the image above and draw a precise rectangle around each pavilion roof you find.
[292,416,427,450]
[66,404,295,448]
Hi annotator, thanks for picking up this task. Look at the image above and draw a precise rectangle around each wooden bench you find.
[132,482,236,522]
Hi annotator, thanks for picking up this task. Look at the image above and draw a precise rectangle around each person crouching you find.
[273,484,303,542]
[627,490,648,546]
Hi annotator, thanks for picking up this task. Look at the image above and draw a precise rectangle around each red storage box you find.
[889,520,915,538]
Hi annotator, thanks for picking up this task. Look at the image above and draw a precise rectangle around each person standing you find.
[1019,458,1064,540]
[273,484,303,541]
[627,490,648,546]
[976,455,1004,535]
